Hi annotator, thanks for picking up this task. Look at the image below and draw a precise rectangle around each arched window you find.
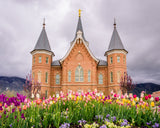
[98,74,103,84]
[88,70,91,82]
[45,72,48,83]
[38,71,41,83]
[75,65,84,82]
[68,70,71,82]
[56,74,60,84]
[110,72,113,83]
[117,71,121,83]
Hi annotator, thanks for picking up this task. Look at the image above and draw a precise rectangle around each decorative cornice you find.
[105,49,127,56]
[31,50,54,56]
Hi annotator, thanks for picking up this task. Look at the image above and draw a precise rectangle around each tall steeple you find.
[72,9,87,42]
[107,20,127,52]
[33,19,52,53]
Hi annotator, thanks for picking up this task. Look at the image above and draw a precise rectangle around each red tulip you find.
[145,96,148,100]
[155,97,159,102]
[148,94,151,98]
[133,95,137,98]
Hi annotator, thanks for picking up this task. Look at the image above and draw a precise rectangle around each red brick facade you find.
[31,15,128,98]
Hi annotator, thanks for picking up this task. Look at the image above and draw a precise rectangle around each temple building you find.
[31,10,128,98]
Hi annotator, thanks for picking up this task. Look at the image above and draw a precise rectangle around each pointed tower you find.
[105,20,128,94]
[31,20,54,98]
[71,9,88,46]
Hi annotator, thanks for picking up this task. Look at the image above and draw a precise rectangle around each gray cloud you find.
[0,0,160,84]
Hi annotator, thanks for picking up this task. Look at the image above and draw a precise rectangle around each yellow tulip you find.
[151,102,154,107]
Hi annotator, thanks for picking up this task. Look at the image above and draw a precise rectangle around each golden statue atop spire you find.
[79,9,81,17]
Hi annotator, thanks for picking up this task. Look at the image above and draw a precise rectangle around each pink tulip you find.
[5,104,8,108]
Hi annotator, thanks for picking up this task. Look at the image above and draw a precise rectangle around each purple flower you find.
[95,115,103,120]
[0,115,2,118]
[21,113,25,120]
[9,124,12,127]
[111,116,116,122]
[4,111,6,114]
[152,123,159,128]
[104,118,110,122]
[100,125,107,128]
[12,108,15,113]
[0,106,3,111]
[15,116,17,119]
[106,114,110,118]
[78,119,87,124]
[6,115,8,118]
[59,123,70,128]
[146,121,151,125]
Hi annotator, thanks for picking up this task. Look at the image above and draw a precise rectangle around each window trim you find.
[46,57,49,64]
[39,56,42,63]
[68,70,71,82]
[110,72,113,83]
[55,74,60,85]
[75,65,84,82]
[98,73,103,84]
[110,57,113,64]
[117,56,120,63]
[45,72,48,83]
[88,70,91,82]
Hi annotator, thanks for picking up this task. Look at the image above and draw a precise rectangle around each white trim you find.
[31,50,53,56]
[107,50,127,55]
[60,31,99,63]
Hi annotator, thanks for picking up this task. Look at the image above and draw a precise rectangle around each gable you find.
[60,36,99,63]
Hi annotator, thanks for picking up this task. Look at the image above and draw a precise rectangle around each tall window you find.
[117,56,120,63]
[98,74,103,84]
[68,70,71,82]
[45,72,48,83]
[56,74,60,84]
[110,72,113,83]
[117,71,121,83]
[75,65,84,82]
[88,70,91,82]
[123,56,125,64]
[46,57,49,64]
[38,71,41,83]
[39,56,42,63]
[33,56,35,64]
[110,57,113,64]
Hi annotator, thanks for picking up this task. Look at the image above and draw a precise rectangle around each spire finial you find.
[43,18,45,28]
[114,18,116,28]
[78,9,81,17]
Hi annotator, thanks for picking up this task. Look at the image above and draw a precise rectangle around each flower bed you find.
[0,91,159,128]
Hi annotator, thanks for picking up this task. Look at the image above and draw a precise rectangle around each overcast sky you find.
[0,0,160,84]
